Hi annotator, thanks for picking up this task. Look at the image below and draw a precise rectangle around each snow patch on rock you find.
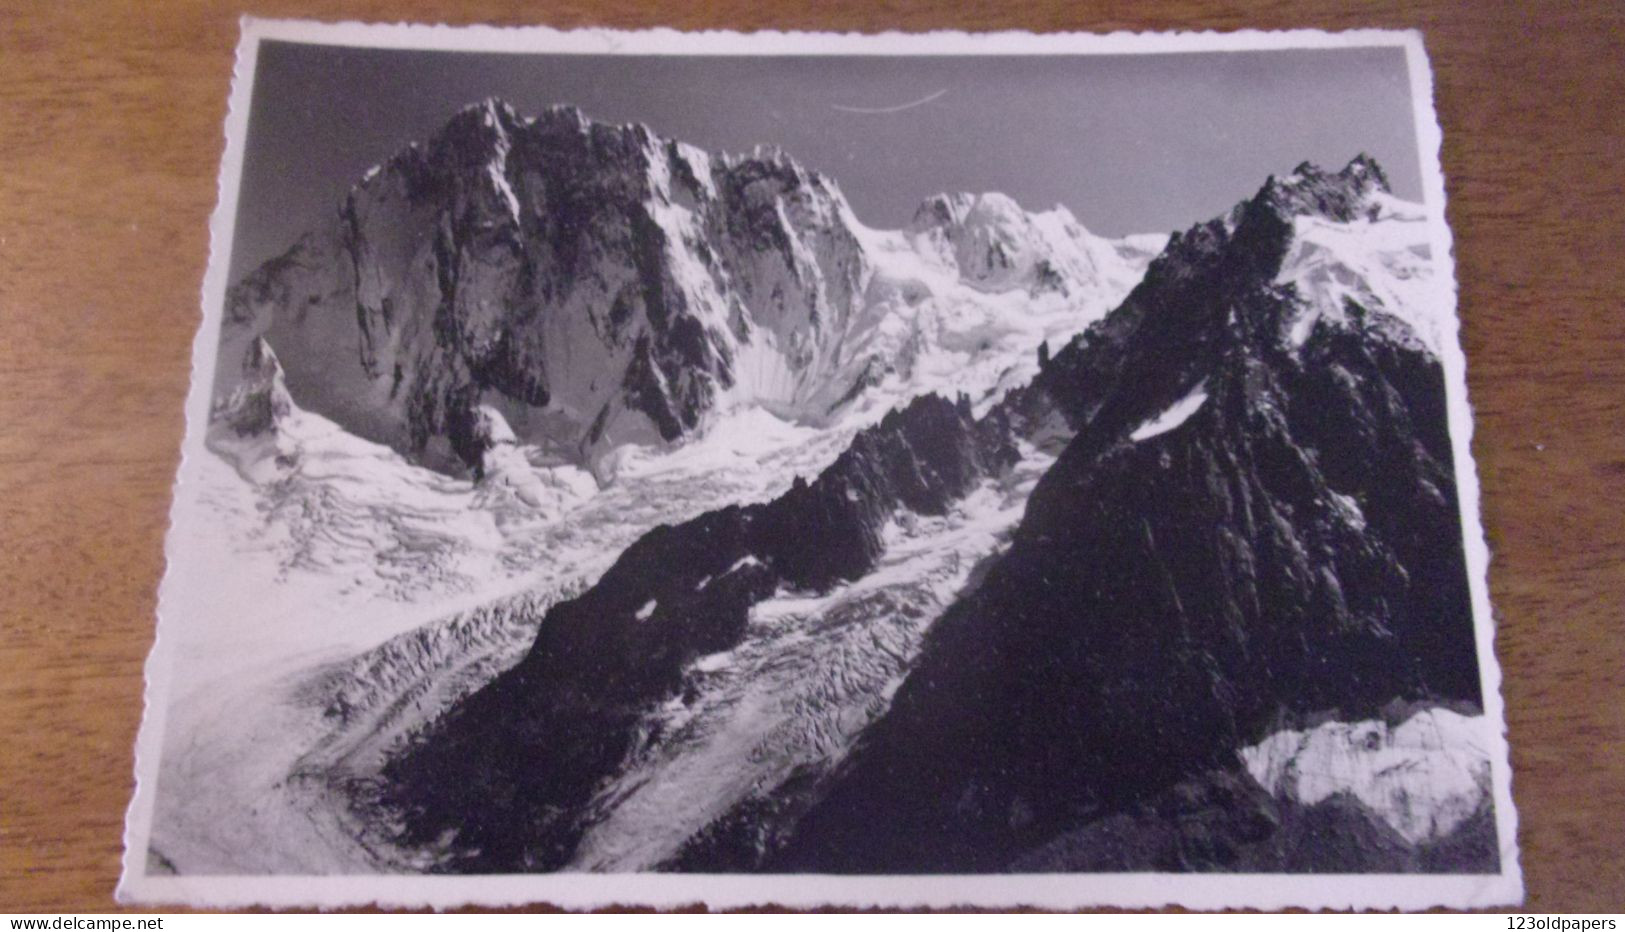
[1277,191,1444,356]
[1129,380,1208,442]
[1240,708,1492,845]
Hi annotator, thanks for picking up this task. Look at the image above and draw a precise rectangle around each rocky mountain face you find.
[768,157,1488,872]
[369,156,1490,875]
[218,99,1148,477]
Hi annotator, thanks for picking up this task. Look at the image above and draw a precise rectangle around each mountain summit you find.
[216,99,1155,477]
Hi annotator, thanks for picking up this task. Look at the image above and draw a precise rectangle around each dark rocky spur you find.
[773,156,1487,873]
[379,392,1017,870]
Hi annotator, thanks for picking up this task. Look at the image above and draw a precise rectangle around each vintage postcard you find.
[120,19,1521,909]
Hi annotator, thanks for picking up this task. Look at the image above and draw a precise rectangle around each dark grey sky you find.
[230,41,1420,282]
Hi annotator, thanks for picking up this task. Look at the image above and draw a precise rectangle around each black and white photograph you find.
[119,21,1520,909]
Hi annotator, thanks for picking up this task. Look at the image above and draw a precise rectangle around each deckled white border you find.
[119,18,1522,911]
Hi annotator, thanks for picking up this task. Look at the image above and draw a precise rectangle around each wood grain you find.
[1,0,1620,913]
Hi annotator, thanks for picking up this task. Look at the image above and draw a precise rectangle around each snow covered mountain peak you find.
[912,190,1024,228]
[901,190,1167,315]
[216,101,1160,479]
[909,191,1073,293]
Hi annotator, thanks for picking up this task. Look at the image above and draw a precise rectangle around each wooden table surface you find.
[2,0,1621,914]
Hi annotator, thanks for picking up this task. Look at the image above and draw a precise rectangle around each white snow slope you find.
[1278,191,1448,356]
[148,181,1136,870]
[150,388,872,871]
[1240,708,1492,846]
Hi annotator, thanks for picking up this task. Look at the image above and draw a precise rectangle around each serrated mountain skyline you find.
[215,97,1162,476]
[230,43,1426,284]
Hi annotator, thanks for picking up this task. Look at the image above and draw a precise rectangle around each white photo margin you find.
[118,17,1522,910]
